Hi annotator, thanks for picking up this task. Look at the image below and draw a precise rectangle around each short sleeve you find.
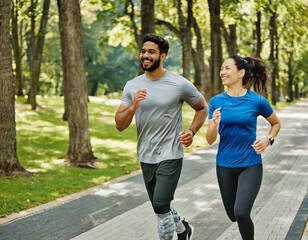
[259,96,273,118]
[208,98,216,120]
[181,78,201,106]
[120,83,132,106]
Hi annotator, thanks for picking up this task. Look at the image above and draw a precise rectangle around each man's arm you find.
[179,95,208,147]
[115,89,147,132]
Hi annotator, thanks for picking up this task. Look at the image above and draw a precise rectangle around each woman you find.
[206,55,281,240]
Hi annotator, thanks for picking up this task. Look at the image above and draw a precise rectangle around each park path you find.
[0,99,307,240]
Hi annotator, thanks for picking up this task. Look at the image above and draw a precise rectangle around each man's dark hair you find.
[142,33,169,55]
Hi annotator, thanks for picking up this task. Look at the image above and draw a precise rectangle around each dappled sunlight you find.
[191,183,218,196]
[193,199,220,211]
[277,112,308,119]
[91,176,112,185]
[280,149,308,156]
[91,138,136,150]
[26,158,68,173]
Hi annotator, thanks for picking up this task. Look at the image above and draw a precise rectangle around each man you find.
[115,33,208,240]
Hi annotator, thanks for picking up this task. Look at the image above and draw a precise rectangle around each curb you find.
[0,169,142,226]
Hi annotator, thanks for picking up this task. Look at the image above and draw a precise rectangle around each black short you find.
[141,159,183,213]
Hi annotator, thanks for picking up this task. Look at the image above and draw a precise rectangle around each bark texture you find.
[11,0,24,96]
[58,0,96,167]
[0,0,30,177]
[208,0,223,96]
[26,0,50,109]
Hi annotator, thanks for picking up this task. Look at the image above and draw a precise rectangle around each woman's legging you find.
[216,164,263,240]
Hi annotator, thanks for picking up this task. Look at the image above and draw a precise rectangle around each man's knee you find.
[153,200,170,214]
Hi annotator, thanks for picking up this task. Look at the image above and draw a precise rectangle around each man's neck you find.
[145,67,166,80]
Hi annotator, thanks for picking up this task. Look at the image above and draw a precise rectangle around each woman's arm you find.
[206,108,221,145]
[252,112,281,154]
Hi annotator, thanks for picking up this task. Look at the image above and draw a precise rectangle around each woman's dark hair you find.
[228,55,269,94]
[142,33,169,55]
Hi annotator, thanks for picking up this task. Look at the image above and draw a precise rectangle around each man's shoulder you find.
[124,74,146,88]
[167,71,186,81]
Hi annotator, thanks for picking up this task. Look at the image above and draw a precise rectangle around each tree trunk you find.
[287,51,294,102]
[27,0,51,110]
[274,33,279,99]
[90,79,99,96]
[139,0,155,74]
[221,20,238,56]
[294,78,299,99]
[11,0,24,96]
[177,0,193,80]
[256,11,262,58]
[208,0,223,96]
[192,17,211,100]
[0,0,31,177]
[125,0,141,50]
[156,0,193,80]
[141,0,155,38]
[269,12,277,105]
[25,0,38,87]
[58,0,96,168]
[124,0,143,75]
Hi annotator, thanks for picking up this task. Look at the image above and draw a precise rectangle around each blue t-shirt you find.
[208,90,273,168]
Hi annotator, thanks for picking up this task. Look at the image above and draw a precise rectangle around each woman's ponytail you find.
[228,55,269,94]
[244,57,269,94]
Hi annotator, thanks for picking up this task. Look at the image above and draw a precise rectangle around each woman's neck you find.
[227,86,247,97]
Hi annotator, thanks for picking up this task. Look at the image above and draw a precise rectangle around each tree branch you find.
[156,19,181,39]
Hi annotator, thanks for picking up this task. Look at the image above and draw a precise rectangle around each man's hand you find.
[115,89,147,132]
[179,130,194,147]
[132,89,147,111]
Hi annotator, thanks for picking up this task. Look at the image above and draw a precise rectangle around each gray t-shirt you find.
[121,70,201,164]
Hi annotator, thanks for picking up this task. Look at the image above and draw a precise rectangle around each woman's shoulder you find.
[210,92,227,101]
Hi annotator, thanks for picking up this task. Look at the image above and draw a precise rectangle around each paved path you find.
[0,99,307,240]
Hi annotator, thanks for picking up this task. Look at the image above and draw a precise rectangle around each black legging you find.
[216,164,263,240]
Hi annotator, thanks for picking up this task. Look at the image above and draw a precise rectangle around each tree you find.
[141,0,155,38]
[253,10,262,58]
[58,0,96,168]
[269,7,278,105]
[26,0,51,109]
[191,16,211,99]
[11,0,24,96]
[208,0,223,96]
[157,0,194,80]
[0,0,30,177]
[220,0,240,56]
[125,0,155,74]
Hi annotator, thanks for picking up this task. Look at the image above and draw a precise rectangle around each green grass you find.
[0,96,207,218]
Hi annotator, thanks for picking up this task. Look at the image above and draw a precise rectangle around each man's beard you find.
[140,57,161,72]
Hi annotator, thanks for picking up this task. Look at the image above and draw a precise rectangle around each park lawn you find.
[0,96,207,218]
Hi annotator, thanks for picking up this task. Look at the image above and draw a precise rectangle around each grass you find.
[0,96,207,218]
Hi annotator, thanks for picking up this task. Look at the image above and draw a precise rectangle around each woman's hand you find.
[212,108,221,126]
[252,138,269,154]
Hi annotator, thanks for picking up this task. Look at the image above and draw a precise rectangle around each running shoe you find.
[177,218,194,240]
